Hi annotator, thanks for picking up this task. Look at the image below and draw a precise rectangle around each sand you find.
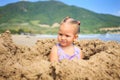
[0,30,120,80]
[12,35,40,47]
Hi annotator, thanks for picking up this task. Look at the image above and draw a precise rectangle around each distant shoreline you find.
[12,33,120,47]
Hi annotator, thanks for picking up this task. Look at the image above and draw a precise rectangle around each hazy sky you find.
[0,0,120,16]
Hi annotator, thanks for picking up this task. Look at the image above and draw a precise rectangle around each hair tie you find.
[77,21,80,25]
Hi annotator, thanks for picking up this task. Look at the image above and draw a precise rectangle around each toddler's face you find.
[57,23,78,47]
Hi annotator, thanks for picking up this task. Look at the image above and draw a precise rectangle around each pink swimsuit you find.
[57,44,80,61]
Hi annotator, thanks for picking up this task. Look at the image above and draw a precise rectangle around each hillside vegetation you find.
[0,1,120,34]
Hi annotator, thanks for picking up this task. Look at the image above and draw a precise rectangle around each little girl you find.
[50,16,83,62]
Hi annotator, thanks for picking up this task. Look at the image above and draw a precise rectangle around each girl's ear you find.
[75,34,78,38]
[74,34,78,41]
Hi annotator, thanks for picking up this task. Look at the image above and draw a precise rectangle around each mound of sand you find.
[0,31,120,80]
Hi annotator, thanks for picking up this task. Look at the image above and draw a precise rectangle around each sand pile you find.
[0,31,120,80]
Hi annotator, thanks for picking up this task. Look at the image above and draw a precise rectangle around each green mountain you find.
[0,1,120,34]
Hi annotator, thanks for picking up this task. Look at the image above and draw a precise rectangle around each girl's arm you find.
[49,45,58,62]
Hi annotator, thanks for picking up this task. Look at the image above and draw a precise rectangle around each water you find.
[35,34,120,42]
[79,34,120,42]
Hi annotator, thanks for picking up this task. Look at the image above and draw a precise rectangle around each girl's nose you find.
[61,35,66,40]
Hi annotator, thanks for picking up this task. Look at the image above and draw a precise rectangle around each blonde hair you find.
[60,16,80,34]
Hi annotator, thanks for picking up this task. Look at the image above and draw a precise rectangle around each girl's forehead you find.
[60,23,77,32]
[59,24,76,34]
[60,25,73,32]
[60,23,74,29]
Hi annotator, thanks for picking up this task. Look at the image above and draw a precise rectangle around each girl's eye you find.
[66,35,70,37]
[59,33,62,36]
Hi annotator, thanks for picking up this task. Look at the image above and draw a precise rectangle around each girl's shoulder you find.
[52,45,57,50]
[74,45,81,51]
[51,43,60,52]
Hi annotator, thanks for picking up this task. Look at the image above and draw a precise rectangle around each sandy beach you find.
[0,31,120,80]
[12,35,41,46]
